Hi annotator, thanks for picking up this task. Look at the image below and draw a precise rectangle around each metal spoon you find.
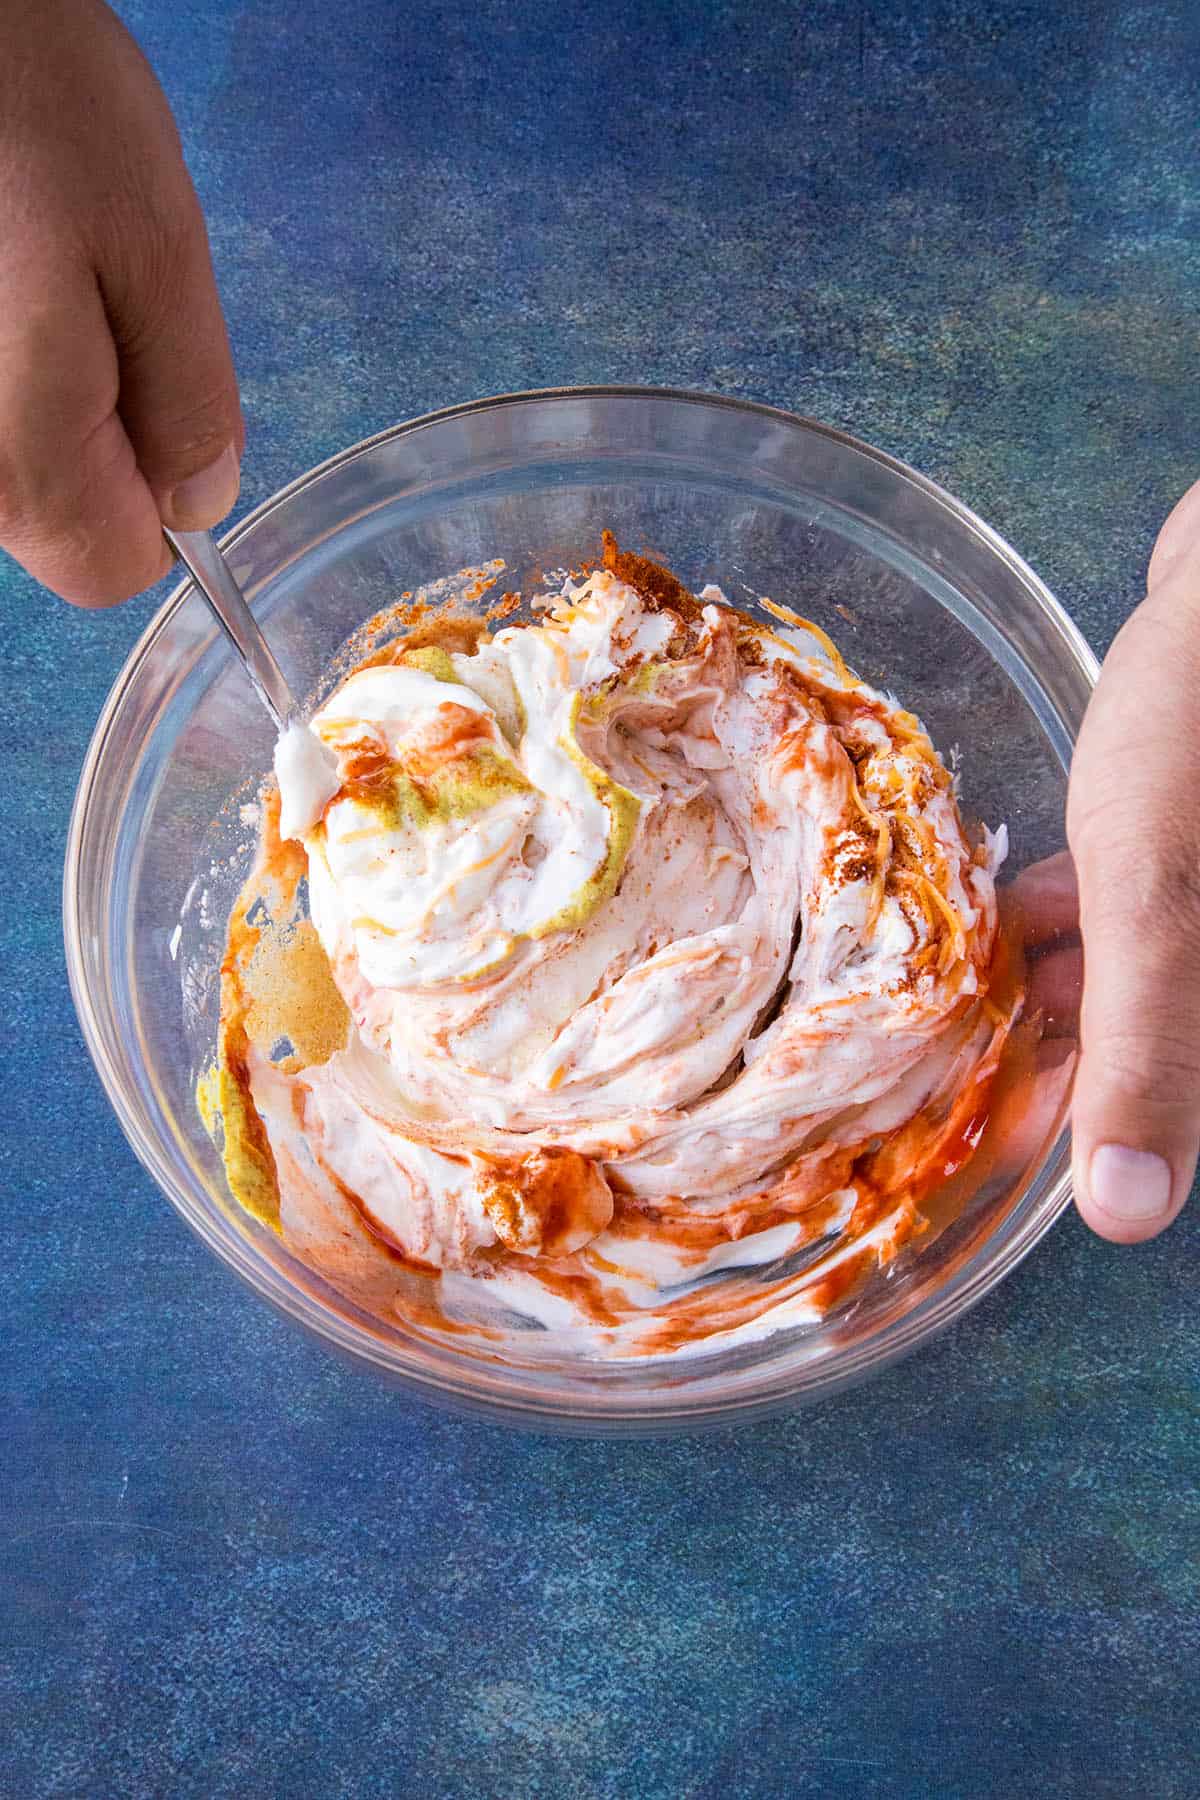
[164,526,340,837]
[164,526,295,726]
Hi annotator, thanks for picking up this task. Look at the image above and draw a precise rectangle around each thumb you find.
[1067,555,1200,1243]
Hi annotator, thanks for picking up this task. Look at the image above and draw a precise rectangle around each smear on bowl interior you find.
[198,534,1023,1359]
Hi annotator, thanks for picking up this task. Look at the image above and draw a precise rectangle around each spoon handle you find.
[164,526,296,728]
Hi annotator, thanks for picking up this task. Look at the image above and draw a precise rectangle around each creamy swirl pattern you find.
[209,540,1016,1358]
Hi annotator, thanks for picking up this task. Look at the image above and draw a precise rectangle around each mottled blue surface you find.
[3,2,1199,1794]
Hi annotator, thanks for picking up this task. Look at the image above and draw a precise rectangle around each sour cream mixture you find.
[205,538,1017,1358]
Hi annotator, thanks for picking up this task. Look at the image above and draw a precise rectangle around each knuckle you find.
[148,387,237,460]
[121,211,200,342]
[0,317,120,536]
[1095,1023,1200,1112]
[1070,802,1200,955]
[23,524,168,606]
[1114,591,1200,667]
[1124,842,1200,953]
[0,409,168,603]
[0,449,85,545]
[99,164,200,301]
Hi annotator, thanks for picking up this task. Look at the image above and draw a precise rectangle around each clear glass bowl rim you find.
[63,384,1100,1433]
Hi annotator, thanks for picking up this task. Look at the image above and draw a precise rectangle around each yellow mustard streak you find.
[627,659,665,698]
[529,694,642,938]
[398,645,461,683]
[196,1037,282,1235]
[365,745,532,832]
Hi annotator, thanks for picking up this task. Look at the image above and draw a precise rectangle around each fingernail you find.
[1089,1144,1173,1223]
[167,444,240,529]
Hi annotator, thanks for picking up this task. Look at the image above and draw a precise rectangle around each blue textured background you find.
[3,3,1199,1794]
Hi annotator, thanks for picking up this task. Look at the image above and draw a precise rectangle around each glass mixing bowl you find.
[64,388,1097,1434]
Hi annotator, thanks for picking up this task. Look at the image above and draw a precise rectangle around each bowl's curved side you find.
[63,388,1096,1432]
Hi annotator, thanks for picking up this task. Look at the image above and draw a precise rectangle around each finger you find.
[1026,944,1083,1040]
[98,142,242,530]
[1004,851,1080,950]
[1067,571,1200,1243]
[1147,477,1200,592]
[0,252,172,606]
